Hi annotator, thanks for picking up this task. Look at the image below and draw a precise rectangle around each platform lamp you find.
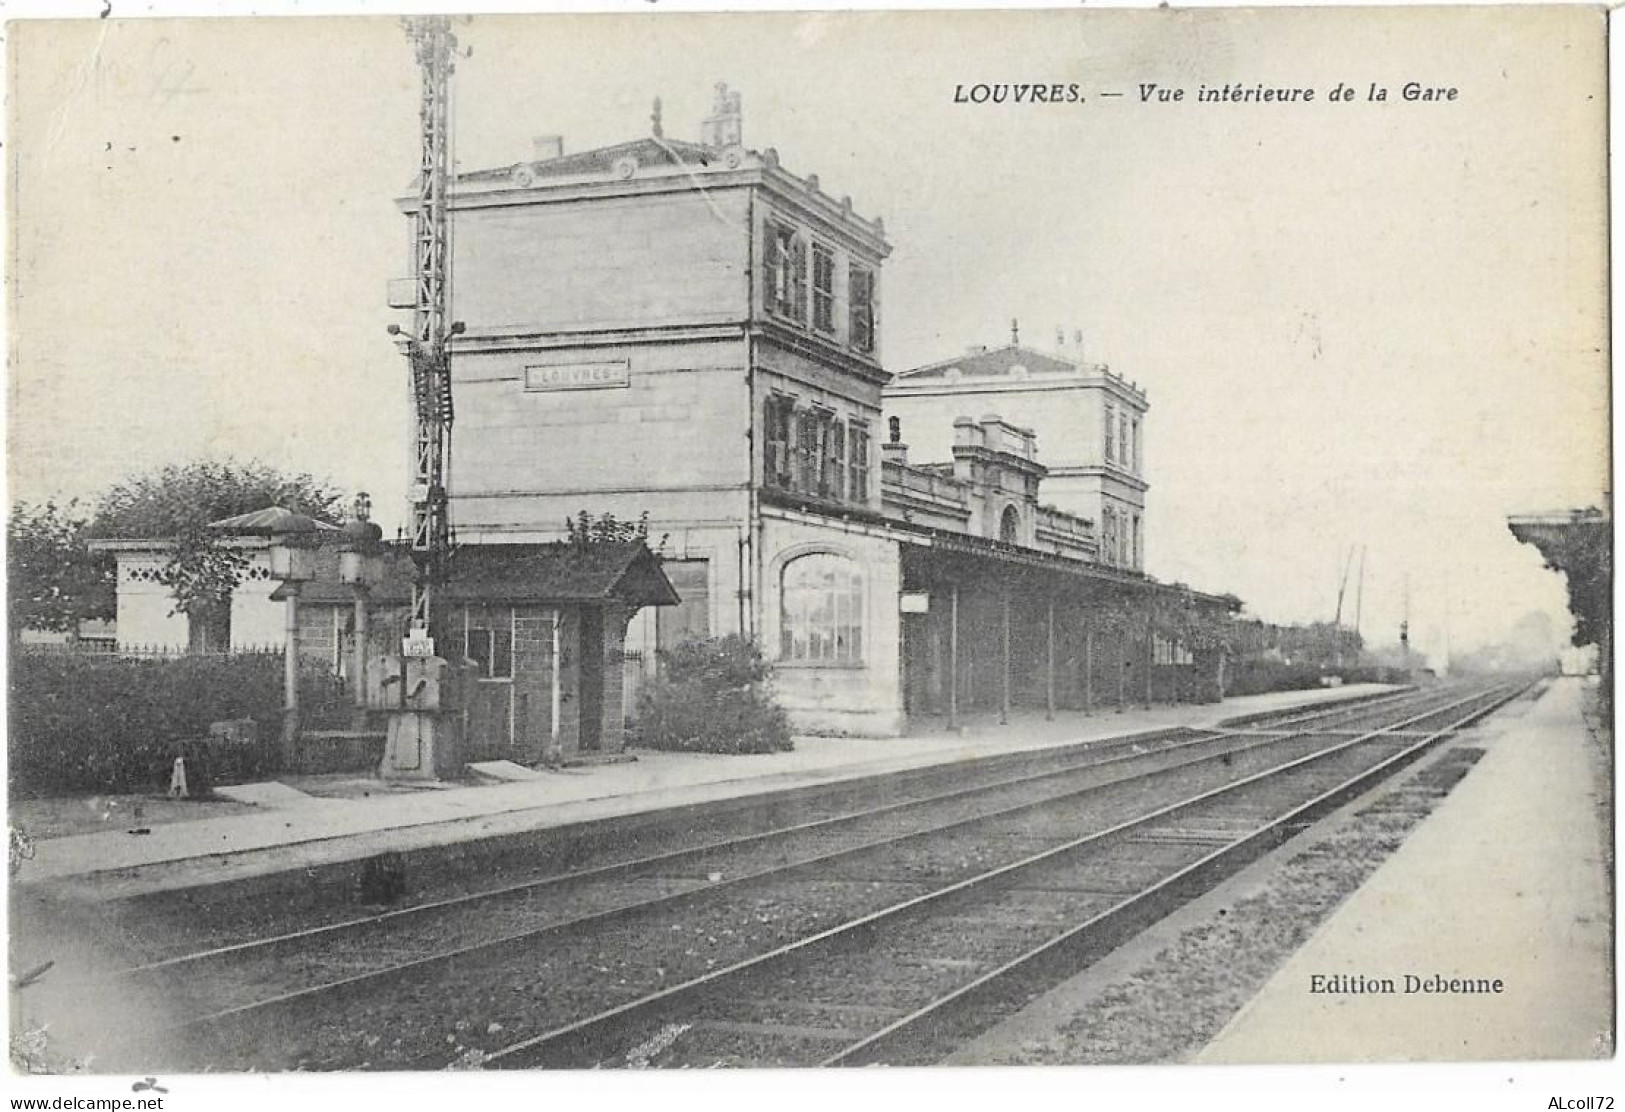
[268,513,322,768]
[338,494,386,719]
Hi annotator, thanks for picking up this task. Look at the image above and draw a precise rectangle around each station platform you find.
[1197,676,1612,1062]
[14,684,1392,895]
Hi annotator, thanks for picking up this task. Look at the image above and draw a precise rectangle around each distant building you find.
[89,536,292,654]
[886,333,1149,571]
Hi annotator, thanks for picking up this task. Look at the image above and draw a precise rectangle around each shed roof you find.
[274,542,679,608]
[207,506,343,534]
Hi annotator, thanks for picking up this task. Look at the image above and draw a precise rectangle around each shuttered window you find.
[766,223,804,321]
[823,418,846,500]
[848,265,875,353]
[764,394,795,489]
[848,421,871,503]
[812,243,836,333]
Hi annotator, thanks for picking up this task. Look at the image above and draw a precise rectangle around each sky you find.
[6,6,1610,661]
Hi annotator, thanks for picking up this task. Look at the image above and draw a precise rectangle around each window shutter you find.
[826,419,846,500]
[792,237,808,323]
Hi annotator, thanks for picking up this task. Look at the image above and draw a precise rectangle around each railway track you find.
[85,683,1516,1071]
[66,688,1413,962]
[479,681,1523,1069]
[89,689,1418,980]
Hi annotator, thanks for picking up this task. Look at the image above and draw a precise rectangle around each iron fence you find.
[13,640,284,660]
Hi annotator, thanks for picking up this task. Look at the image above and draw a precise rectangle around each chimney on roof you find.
[882,415,908,467]
[1056,328,1085,364]
[533,135,564,161]
[701,82,743,148]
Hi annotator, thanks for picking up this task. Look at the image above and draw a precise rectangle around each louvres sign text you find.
[524,360,631,392]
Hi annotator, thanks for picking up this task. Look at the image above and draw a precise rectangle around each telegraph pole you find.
[1353,544,1367,653]
[1333,545,1356,668]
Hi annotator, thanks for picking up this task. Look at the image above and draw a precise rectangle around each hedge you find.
[10,652,293,796]
[633,636,793,755]
[1225,660,1414,697]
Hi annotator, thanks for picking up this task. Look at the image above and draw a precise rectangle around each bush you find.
[633,636,793,755]
[9,652,287,796]
[1224,661,1328,697]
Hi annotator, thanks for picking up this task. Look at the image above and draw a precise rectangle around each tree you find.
[153,520,251,638]
[7,500,115,637]
[90,459,344,539]
[88,459,346,642]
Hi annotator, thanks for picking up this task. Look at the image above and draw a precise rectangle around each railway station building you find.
[423,84,1234,740]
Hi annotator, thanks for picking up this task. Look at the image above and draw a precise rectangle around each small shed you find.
[281,541,678,765]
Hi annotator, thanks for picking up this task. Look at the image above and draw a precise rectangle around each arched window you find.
[780,553,864,663]
[999,504,1021,544]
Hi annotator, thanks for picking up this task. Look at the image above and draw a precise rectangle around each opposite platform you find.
[1197,676,1612,1063]
[14,684,1393,893]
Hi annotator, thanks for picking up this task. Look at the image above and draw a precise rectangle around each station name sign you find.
[524,360,631,392]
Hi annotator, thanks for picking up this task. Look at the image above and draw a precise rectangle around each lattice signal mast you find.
[390,15,464,645]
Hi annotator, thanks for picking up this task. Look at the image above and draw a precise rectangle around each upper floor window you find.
[781,552,864,664]
[765,396,872,508]
[764,394,795,488]
[823,418,846,501]
[795,409,825,492]
[1131,418,1142,473]
[1102,506,1117,567]
[767,223,806,322]
[763,214,879,356]
[1119,411,1131,470]
[849,265,876,353]
[1104,404,1117,463]
[848,421,871,504]
[812,243,836,333]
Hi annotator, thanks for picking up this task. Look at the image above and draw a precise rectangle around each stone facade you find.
[416,88,901,735]
[385,87,1217,738]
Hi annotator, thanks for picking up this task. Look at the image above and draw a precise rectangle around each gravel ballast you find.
[946,742,1490,1066]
